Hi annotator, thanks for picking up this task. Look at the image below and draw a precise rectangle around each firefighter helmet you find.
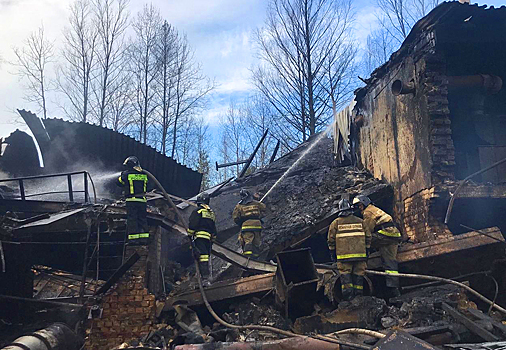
[123,156,140,169]
[338,198,352,216]
[197,192,210,205]
[353,195,371,208]
[240,189,250,198]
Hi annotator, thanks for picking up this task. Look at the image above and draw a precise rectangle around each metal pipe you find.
[1,323,82,350]
[84,172,89,203]
[269,140,280,164]
[447,74,502,94]
[444,156,506,224]
[18,180,25,201]
[174,337,340,350]
[0,171,89,182]
[239,129,269,178]
[67,174,73,202]
[215,159,248,171]
[391,80,415,96]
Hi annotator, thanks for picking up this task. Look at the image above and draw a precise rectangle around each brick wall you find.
[85,246,158,350]
[402,187,452,242]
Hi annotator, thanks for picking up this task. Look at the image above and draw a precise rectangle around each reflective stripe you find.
[127,173,148,196]
[199,254,209,262]
[336,232,365,238]
[187,229,195,234]
[341,283,354,289]
[126,197,147,202]
[338,224,363,231]
[118,176,125,185]
[385,270,399,274]
[242,225,262,230]
[353,284,364,290]
[377,229,401,237]
[243,251,253,255]
[195,231,211,240]
[129,233,149,240]
[197,207,216,221]
[336,253,367,259]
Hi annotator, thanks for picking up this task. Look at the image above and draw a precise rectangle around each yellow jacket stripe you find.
[118,176,125,185]
[377,229,401,238]
[385,270,399,274]
[336,253,367,259]
[194,231,212,239]
[242,225,262,230]
[128,233,150,239]
[126,197,147,202]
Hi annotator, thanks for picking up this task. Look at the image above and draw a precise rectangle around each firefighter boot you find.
[340,273,354,301]
[353,275,364,297]
[199,262,211,287]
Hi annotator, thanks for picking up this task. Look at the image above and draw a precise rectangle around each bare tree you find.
[129,4,162,144]
[92,0,129,127]
[363,27,395,74]
[170,33,215,160]
[57,0,98,122]
[376,0,441,45]
[12,26,54,119]
[219,102,250,177]
[154,20,176,154]
[253,0,356,147]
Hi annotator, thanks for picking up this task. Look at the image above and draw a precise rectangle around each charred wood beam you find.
[164,273,275,311]
[94,252,140,296]
[269,140,280,164]
[215,159,248,171]
[440,302,499,342]
[0,295,83,309]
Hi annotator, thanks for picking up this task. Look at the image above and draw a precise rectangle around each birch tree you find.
[92,0,129,127]
[12,26,54,119]
[253,0,356,147]
[57,0,98,122]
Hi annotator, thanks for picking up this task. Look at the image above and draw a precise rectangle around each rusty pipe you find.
[2,323,82,350]
[447,75,502,94]
[174,337,340,350]
[391,80,415,96]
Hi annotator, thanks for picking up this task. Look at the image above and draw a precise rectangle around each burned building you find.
[339,2,506,242]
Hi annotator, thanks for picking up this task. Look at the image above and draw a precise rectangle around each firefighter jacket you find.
[363,205,401,240]
[232,200,266,232]
[328,215,371,262]
[188,204,217,240]
[117,169,148,202]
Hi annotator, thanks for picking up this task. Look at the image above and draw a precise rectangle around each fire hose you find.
[365,270,506,315]
[142,169,372,350]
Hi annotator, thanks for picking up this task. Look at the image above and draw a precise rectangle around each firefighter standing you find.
[117,156,150,245]
[353,195,402,298]
[188,192,216,285]
[232,189,266,258]
[328,198,371,301]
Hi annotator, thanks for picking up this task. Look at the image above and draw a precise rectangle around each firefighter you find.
[328,198,371,301]
[188,192,216,285]
[117,156,149,245]
[232,189,266,258]
[353,195,402,298]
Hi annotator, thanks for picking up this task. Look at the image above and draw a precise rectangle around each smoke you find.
[17,164,122,202]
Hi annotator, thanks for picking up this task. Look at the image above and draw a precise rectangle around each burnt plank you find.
[441,302,499,342]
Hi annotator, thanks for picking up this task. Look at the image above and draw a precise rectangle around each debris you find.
[173,337,340,350]
[372,330,439,350]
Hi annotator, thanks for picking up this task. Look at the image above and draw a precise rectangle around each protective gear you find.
[329,249,337,263]
[123,156,141,169]
[233,198,266,257]
[117,167,150,243]
[188,202,216,285]
[328,215,371,262]
[239,189,253,205]
[337,261,367,300]
[361,203,401,289]
[338,198,353,217]
[353,195,372,208]
[196,192,210,205]
[340,272,354,301]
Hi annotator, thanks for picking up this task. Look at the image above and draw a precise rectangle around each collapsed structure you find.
[2,2,506,350]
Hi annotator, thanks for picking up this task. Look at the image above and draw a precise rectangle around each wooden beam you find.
[441,302,499,342]
[164,273,275,310]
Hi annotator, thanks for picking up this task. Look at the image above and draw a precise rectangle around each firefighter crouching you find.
[117,156,150,245]
[232,189,266,258]
[353,195,402,298]
[328,198,371,301]
[188,192,216,286]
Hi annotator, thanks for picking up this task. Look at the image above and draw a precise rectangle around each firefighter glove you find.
[329,249,337,263]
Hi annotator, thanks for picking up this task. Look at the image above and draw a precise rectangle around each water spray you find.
[260,122,335,203]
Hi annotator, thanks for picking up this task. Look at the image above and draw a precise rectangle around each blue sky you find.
[1,0,505,142]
